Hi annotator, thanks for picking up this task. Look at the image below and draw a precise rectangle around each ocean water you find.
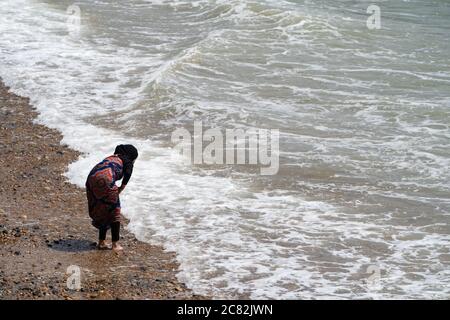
[1,0,449,299]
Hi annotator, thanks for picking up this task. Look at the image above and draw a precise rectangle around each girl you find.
[86,144,138,251]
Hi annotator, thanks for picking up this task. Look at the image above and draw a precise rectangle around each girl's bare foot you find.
[112,242,123,252]
[97,240,111,250]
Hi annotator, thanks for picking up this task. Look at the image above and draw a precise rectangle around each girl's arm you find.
[119,161,134,193]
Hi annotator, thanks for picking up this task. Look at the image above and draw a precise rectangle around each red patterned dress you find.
[85,155,124,229]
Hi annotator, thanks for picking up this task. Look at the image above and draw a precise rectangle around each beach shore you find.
[0,80,204,300]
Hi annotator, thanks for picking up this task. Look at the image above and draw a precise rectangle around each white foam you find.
[1,0,449,300]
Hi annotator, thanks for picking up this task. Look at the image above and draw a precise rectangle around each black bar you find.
[0,300,446,319]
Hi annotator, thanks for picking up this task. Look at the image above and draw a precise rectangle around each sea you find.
[1,0,449,299]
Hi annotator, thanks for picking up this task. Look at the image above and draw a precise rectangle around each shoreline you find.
[0,80,206,300]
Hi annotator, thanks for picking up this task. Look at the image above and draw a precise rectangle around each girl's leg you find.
[111,222,123,251]
[98,228,110,249]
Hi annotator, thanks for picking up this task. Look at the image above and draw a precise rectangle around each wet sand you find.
[0,80,205,300]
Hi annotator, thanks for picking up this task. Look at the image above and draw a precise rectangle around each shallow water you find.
[1,0,449,299]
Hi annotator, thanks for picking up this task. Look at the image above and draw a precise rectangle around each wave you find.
[1,0,450,299]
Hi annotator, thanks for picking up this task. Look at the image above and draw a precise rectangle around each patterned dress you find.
[86,155,124,229]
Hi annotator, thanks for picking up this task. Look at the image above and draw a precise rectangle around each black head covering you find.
[114,144,138,161]
[114,144,138,185]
